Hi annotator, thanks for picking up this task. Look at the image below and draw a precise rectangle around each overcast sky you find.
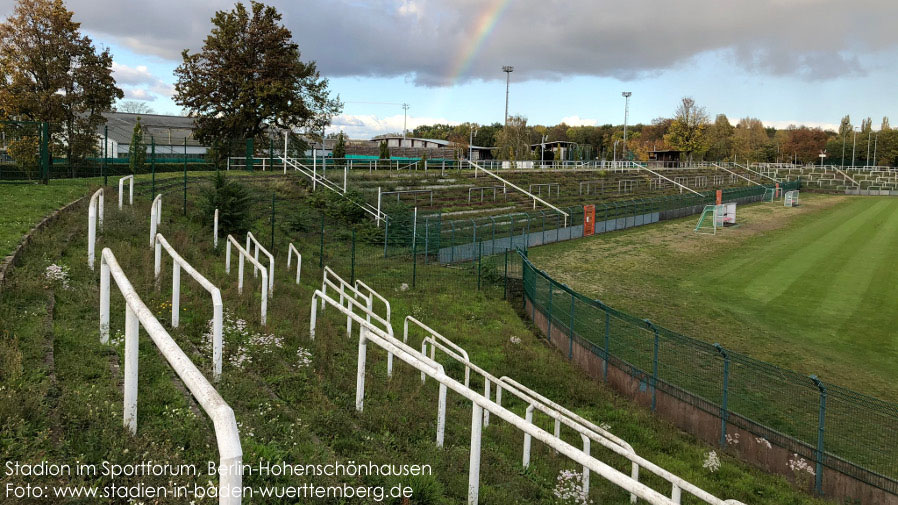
[5,0,897,137]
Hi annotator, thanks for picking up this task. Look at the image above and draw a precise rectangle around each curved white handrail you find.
[225,235,268,325]
[118,175,134,210]
[154,233,224,381]
[287,243,302,284]
[308,284,686,505]
[149,194,162,247]
[245,231,274,295]
[98,248,242,504]
[87,188,104,270]
[405,316,470,386]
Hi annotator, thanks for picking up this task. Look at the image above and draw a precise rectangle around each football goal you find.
[784,190,800,207]
[763,187,776,202]
[695,203,737,234]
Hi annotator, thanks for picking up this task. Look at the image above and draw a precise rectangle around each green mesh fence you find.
[521,252,898,496]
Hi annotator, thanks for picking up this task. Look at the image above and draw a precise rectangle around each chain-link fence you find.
[521,251,898,498]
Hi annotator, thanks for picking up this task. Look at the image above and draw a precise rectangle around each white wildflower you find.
[726,432,740,446]
[44,263,70,288]
[755,436,772,449]
[552,469,591,505]
[296,347,312,368]
[788,454,815,476]
[703,451,721,472]
[400,283,409,291]
[509,336,521,345]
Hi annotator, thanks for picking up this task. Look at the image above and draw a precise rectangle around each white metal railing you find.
[318,266,393,341]
[711,163,763,187]
[467,160,569,227]
[213,209,219,249]
[634,163,702,196]
[118,175,134,210]
[87,188,104,269]
[149,194,162,247]
[307,271,721,505]
[735,163,780,183]
[98,248,242,504]
[282,156,387,224]
[224,235,268,325]
[245,232,274,295]
[287,242,302,284]
[154,233,224,381]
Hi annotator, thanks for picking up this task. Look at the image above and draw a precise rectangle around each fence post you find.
[546,282,553,342]
[568,289,574,360]
[270,193,276,252]
[269,138,274,172]
[319,214,325,268]
[714,344,730,446]
[477,241,482,290]
[503,248,508,300]
[181,138,188,215]
[40,121,49,184]
[603,310,610,382]
[151,137,156,198]
[645,319,659,412]
[351,229,356,284]
[412,228,417,288]
[810,375,827,495]
[246,138,254,171]
[103,125,108,185]
[383,216,389,258]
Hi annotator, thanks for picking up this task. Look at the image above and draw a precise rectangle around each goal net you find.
[784,190,800,207]
[763,187,776,202]
[695,204,725,234]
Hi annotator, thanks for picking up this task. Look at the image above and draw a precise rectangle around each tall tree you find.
[0,0,122,166]
[838,115,853,137]
[881,117,890,131]
[128,117,146,173]
[664,97,709,161]
[332,131,346,160]
[705,114,734,161]
[495,115,533,161]
[733,118,769,162]
[861,117,873,133]
[174,1,341,146]
[116,100,155,114]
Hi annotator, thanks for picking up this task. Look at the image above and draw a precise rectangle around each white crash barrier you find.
[154,233,224,382]
[245,231,274,295]
[312,269,748,505]
[224,235,268,325]
[118,175,134,210]
[414,323,745,505]
[98,248,242,504]
[287,242,302,284]
[321,266,393,336]
[149,194,162,247]
[213,209,219,249]
[87,188,104,270]
[308,279,699,505]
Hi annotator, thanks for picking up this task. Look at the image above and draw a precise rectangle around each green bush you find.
[200,172,252,237]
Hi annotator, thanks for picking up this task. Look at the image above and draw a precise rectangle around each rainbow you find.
[445,0,514,86]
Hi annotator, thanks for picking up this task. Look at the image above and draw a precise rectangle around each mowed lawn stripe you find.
[809,200,898,338]
[735,198,887,304]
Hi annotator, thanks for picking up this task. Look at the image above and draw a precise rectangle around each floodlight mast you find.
[402,103,410,139]
[622,92,632,161]
[502,66,514,127]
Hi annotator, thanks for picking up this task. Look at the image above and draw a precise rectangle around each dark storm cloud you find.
[3,0,895,85]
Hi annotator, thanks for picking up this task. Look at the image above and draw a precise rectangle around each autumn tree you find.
[116,100,155,114]
[0,0,122,171]
[704,114,734,161]
[733,118,769,162]
[664,97,709,161]
[174,1,341,147]
[495,115,533,162]
[782,126,827,164]
[881,117,890,131]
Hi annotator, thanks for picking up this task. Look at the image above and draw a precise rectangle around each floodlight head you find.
[622,91,632,98]
[502,66,514,73]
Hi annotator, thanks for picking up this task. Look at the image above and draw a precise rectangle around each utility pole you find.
[621,92,632,161]
[873,131,879,167]
[866,131,872,167]
[502,66,514,127]
[469,125,477,161]
[401,103,410,139]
